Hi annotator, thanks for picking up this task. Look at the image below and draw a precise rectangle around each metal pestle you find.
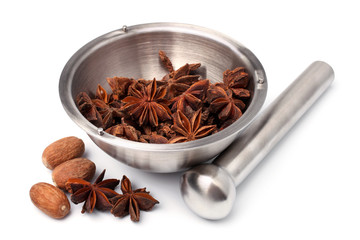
[180,61,335,220]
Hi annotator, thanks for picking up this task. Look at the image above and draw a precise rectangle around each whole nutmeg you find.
[52,158,96,190]
[29,182,70,219]
[42,136,85,170]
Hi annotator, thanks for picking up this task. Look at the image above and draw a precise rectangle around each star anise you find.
[159,50,174,73]
[65,169,120,214]
[140,132,169,144]
[149,134,168,143]
[106,76,136,100]
[75,50,252,144]
[95,84,111,103]
[105,118,139,141]
[159,50,201,80]
[122,78,172,127]
[208,84,245,121]
[92,84,124,129]
[215,67,251,98]
[159,51,201,98]
[170,79,210,117]
[164,73,201,99]
[169,110,216,143]
[110,175,159,222]
[75,92,103,127]
[157,122,176,139]
[137,125,168,143]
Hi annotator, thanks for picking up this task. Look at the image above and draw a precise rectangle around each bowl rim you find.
[59,22,267,152]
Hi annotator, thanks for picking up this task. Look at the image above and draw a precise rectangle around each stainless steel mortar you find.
[59,23,267,172]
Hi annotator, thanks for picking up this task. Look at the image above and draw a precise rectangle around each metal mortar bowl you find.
[59,23,267,173]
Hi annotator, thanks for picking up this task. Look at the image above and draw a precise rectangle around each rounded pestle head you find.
[180,164,236,220]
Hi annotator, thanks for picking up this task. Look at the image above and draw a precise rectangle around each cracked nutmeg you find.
[110,175,159,222]
[75,50,252,144]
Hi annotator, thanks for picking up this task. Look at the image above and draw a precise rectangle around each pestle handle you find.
[214,61,335,186]
[180,61,334,220]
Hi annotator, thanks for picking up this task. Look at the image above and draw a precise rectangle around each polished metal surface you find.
[181,62,334,219]
[181,164,236,220]
[59,23,267,172]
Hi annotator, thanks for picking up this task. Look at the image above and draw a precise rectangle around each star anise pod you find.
[149,134,168,144]
[159,51,201,98]
[75,92,103,127]
[140,133,169,144]
[138,125,169,143]
[169,110,216,143]
[208,84,245,121]
[159,50,201,80]
[106,76,137,100]
[169,62,201,82]
[170,79,210,117]
[92,99,124,129]
[215,67,251,98]
[157,122,176,139]
[122,78,172,127]
[95,84,111,103]
[92,84,124,129]
[65,169,120,214]
[159,50,174,73]
[105,118,139,141]
[110,175,159,222]
[163,73,200,99]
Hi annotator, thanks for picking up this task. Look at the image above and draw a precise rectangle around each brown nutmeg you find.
[29,182,70,219]
[42,136,85,170]
[52,158,96,190]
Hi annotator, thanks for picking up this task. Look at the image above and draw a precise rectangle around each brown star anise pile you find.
[76,50,251,143]
[65,169,159,222]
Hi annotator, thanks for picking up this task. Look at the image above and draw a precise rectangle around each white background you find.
[1,0,359,239]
